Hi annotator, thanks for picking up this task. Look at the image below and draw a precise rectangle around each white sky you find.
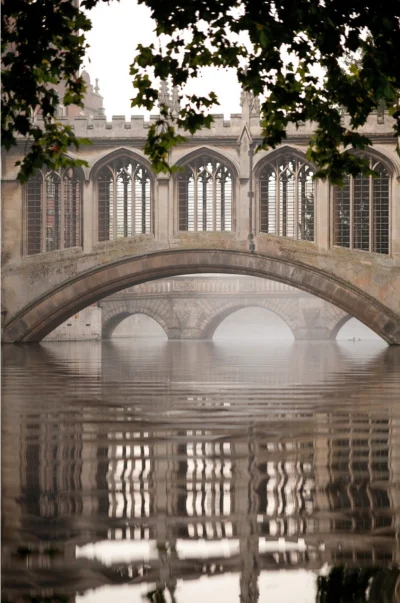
[84,0,242,119]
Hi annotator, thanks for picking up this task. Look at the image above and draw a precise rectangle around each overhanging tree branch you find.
[2,0,400,184]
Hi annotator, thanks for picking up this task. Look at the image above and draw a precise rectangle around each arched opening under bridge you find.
[212,307,295,341]
[335,316,383,342]
[108,313,168,340]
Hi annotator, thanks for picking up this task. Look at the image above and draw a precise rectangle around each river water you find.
[2,339,400,602]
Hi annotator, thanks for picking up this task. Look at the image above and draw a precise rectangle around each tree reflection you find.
[316,565,400,603]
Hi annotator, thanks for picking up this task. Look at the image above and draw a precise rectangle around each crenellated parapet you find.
[29,109,396,140]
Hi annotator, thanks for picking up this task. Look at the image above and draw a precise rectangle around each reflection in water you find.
[2,340,400,602]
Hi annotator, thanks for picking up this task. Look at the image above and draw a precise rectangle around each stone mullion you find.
[275,166,280,236]
[113,171,117,241]
[194,172,198,232]
[350,175,354,250]
[123,176,128,238]
[82,178,94,252]
[131,168,136,236]
[203,175,207,231]
[142,176,147,234]
[316,176,329,251]
[282,173,287,237]
[212,173,217,231]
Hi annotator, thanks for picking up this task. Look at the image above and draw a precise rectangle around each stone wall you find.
[44,306,101,341]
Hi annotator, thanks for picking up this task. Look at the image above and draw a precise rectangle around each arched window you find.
[178,156,233,232]
[25,167,82,255]
[259,154,315,241]
[97,156,152,242]
[333,158,390,254]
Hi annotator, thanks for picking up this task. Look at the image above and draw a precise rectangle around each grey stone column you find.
[156,173,170,241]
[82,179,94,253]
[315,177,330,251]
[2,180,23,263]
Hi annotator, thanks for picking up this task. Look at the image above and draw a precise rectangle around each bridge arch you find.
[330,314,353,341]
[3,249,400,344]
[199,302,297,340]
[328,314,382,341]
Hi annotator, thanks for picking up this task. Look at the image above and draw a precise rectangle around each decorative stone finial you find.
[240,89,260,122]
[377,98,386,125]
[94,78,100,95]
[170,86,181,115]
[158,80,181,115]
[158,80,171,107]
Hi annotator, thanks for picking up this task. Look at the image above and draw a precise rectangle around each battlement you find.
[32,110,396,140]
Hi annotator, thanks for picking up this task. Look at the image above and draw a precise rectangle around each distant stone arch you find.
[200,301,298,339]
[102,300,170,339]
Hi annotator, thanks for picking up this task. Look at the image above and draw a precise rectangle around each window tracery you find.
[25,167,82,255]
[259,154,315,241]
[97,156,152,242]
[178,156,233,232]
[333,157,389,254]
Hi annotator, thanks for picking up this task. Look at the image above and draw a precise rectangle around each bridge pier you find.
[166,327,336,341]
[291,327,337,341]
[166,327,207,340]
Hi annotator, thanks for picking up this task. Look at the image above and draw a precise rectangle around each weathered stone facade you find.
[44,305,102,341]
[2,93,400,343]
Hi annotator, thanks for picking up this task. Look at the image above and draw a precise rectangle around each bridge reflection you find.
[2,341,400,601]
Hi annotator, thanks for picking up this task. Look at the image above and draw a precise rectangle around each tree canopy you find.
[2,0,400,183]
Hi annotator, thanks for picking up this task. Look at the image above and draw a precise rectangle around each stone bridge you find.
[2,93,400,343]
[101,276,349,340]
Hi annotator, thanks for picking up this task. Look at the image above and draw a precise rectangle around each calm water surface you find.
[2,339,400,602]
